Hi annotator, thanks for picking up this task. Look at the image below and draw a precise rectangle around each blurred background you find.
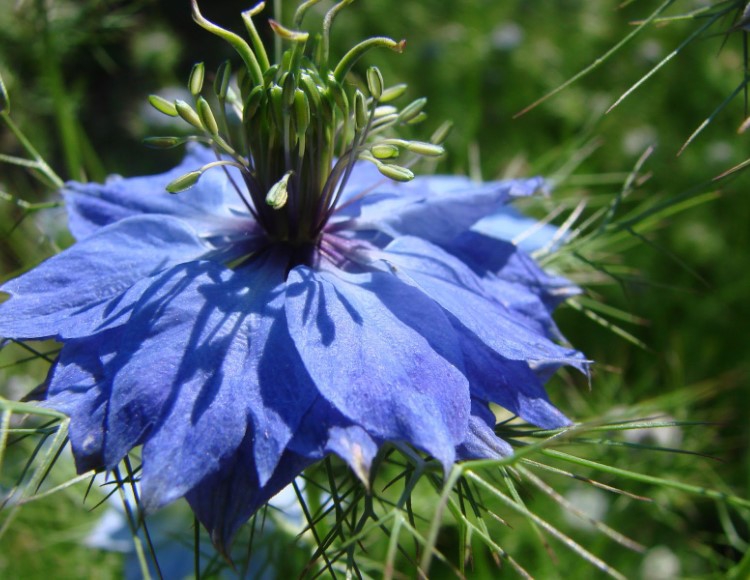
[1,1,748,577]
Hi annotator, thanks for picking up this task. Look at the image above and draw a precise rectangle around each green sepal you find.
[189,62,205,96]
[148,94,179,117]
[166,170,202,193]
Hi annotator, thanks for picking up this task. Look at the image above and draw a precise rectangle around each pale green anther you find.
[319,94,334,124]
[244,85,265,121]
[266,171,293,209]
[0,71,9,114]
[143,136,187,149]
[175,100,203,129]
[406,111,427,125]
[430,120,453,144]
[371,144,400,159]
[380,83,407,103]
[148,94,178,117]
[214,61,231,101]
[282,73,297,109]
[366,66,383,99]
[294,89,310,134]
[197,96,219,135]
[166,170,202,193]
[327,77,348,116]
[373,105,398,118]
[300,74,322,110]
[269,84,285,129]
[376,163,413,182]
[398,97,427,123]
[372,113,399,129]
[403,140,444,157]
[189,62,205,96]
[354,90,368,131]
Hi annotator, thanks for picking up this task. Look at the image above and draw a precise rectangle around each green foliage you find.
[1,1,749,577]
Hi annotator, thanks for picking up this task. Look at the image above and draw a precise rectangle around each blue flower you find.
[0,2,586,552]
[0,145,583,550]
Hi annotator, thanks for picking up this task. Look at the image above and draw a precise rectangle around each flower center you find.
[150,1,446,251]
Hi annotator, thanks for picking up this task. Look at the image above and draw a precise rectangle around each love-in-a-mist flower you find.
[0,1,585,551]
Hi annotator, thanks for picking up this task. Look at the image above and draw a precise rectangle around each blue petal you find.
[95,256,314,510]
[186,431,313,554]
[473,206,562,253]
[65,144,247,240]
[44,332,122,472]
[443,232,579,340]
[458,327,572,429]
[446,230,580,309]
[288,396,380,486]
[456,401,513,460]
[0,215,210,341]
[285,267,470,469]
[338,165,545,244]
[381,236,583,368]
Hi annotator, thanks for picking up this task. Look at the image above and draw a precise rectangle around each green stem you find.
[1,114,64,189]
[542,449,750,509]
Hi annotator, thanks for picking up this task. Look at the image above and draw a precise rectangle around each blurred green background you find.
[1,0,748,577]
